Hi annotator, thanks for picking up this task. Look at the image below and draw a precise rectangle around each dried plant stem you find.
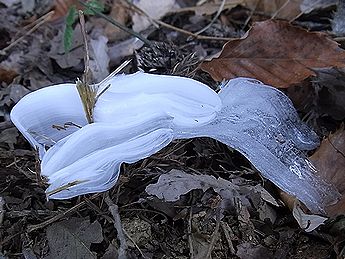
[27,193,101,232]
[0,197,4,226]
[0,11,54,55]
[206,207,221,259]
[188,206,194,258]
[104,193,128,259]
[194,0,226,35]
[77,10,97,124]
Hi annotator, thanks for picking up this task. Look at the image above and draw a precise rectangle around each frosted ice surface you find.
[10,73,340,213]
[176,78,340,213]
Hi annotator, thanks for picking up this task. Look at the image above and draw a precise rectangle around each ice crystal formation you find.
[10,72,339,213]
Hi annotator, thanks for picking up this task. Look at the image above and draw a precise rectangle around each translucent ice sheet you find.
[176,78,340,213]
[10,73,340,213]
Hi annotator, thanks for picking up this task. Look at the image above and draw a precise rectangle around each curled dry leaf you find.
[310,127,345,217]
[292,201,328,232]
[200,20,345,88]
[145,169,239,203]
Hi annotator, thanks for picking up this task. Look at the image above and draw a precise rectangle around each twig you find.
[124,0,234,41]
[78,0,152,47]
[123,229,148,259]
[220,222,236,255]
[334,36,345,42]
[194,0,226,35]
[46,179,89,196]
[96,59,132,101]
[155,20,234,41]
[188,206,194,259]
[27,193,101,232]
[271,0,290,19]
[205,207,221,259]
[0,11,54,55]
[0,197,5,226]
[242,0,259,29]
[104,193,128,259]
[79,10,91,84]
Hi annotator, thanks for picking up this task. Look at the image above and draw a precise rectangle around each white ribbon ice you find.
[10,72,340,213]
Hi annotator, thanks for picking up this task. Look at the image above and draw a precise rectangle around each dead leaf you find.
[89,35,109,82]
[292,201,328,232]
[278,189,297,211]
[310,127,345,216]
[0,68,18,85]
[9,84,30,103]
[122,217,151,248]
[300,0,337,13]
[108,37,144,66]
[236,242,273,259]
[145,169,239,203]
[332,0,345,37]
[243,0,302,21]
[0,128,19,148]
[132,0,179,32]
[101,242,119,259]
[0,0,19,7]
[45,217,103,259]
[251,184,281,207]
[200,20,345,88]
[51,0,81,21]
[48,26,84,69]
[104,1,130,42]
[316,68,345,120]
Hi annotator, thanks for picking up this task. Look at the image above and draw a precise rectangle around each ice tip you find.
[219,77,264,89]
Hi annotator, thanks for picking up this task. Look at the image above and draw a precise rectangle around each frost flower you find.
[10,72,339,213]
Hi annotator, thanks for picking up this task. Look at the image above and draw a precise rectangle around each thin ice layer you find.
[42,114,173,177]
[47,128,174,199]
[10,84,88,157]
[175,78,340,213]
[10,73,340,213]
[94,72,222,127]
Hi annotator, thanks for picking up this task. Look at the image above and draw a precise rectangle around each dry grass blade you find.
[200,20,345,88]
[76,78,97,124]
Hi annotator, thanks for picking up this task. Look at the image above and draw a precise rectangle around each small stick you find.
[104,193,128,259]
[79,10,91,84]
[27,193,101,232]
[0,197,5,226]
[123,229,148,259]
[124,0,235,41]
[156,20,234,41]
[76,10,97,124]
[188,206,194,258]
[194,0,226,35]
[206,207,221,259]
[0,11,54,55]
[46,179,89,196]
[220,222,236,255]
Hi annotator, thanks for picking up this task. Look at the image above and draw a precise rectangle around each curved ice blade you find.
[176,78,340,213]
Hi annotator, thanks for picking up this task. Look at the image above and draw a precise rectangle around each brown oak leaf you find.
[200,20,345,88]
[310,127,345,217]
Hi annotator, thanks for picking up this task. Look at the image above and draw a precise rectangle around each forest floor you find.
[0,0,345,258]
